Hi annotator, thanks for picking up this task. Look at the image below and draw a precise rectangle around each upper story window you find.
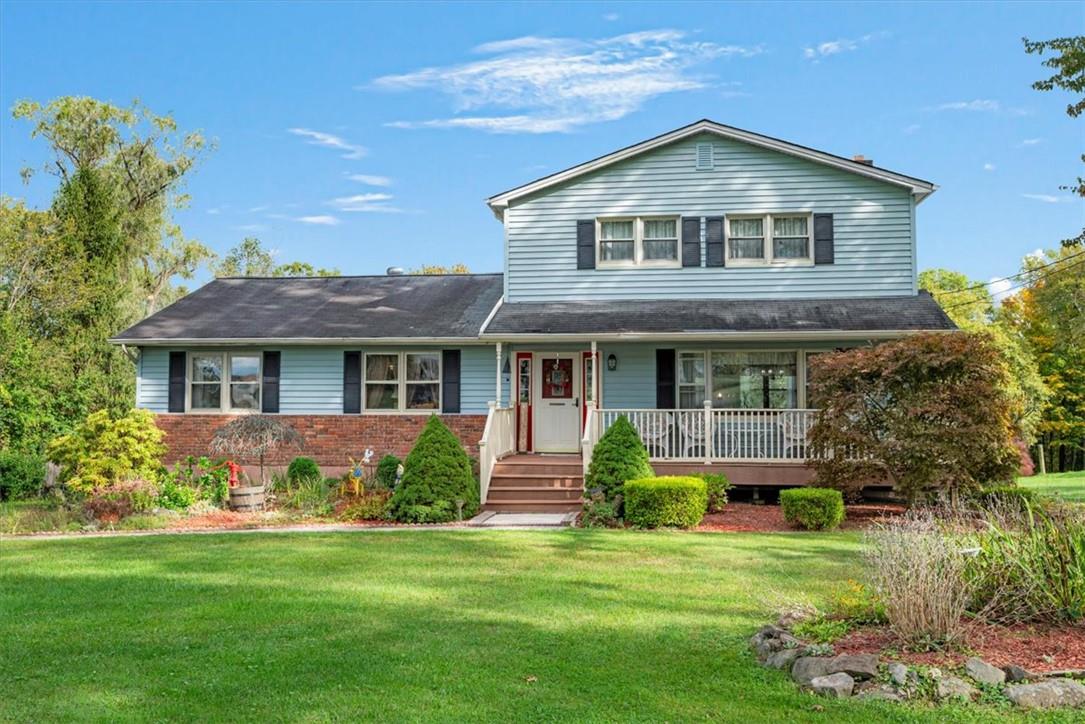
[365,351,441,412]
[189,352,261,412]
[727,213,812,266]
[598,217,679,268]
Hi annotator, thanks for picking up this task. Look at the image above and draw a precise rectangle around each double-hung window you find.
[189,352,261,412]
[598,216,679,267]
[365,352,441,412]
[727,213,812,265]
[678,351,706,408]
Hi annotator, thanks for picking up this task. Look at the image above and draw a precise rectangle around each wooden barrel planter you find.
[229,485,266,512]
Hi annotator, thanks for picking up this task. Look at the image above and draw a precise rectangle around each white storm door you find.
[533,353,581,453]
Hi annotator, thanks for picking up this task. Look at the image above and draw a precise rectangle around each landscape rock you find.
[937,675,979,702]
[1005,679,1085,710]
[809,672,855,698]
[829,653,879,680]
[791,657,836,686]
[888,662,916,688]
[856,683,903,702]
[765,648,803,671]
[749,626,802,662]
[1003,664,1035,683]
[965,657,1006,686]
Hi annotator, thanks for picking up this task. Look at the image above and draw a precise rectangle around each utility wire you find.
[939,256,1085,311]
[927,248,1085,298]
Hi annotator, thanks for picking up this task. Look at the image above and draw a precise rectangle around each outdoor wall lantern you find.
[607,353,618,371]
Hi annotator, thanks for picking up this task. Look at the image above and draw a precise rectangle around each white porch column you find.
[703,400,713,465]
[495,342,503,406]
[591,340,599,408]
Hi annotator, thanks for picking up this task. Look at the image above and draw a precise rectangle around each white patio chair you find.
[680,412,705,459]
[634,413,673,459]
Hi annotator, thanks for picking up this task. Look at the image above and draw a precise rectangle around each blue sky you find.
[1,1,1082,290]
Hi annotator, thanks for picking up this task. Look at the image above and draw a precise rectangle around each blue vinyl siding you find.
[504,132,917,302]
[137,347,171,412]
[136,345,495,415]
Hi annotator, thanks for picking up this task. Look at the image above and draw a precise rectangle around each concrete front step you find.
[487,486,584,502]
[481,500,583,513]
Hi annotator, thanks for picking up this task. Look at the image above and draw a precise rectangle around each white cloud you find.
[372,30,761,134]
[603,12,620,21]
[802,32,886,61]
[297,215,341,226]
[1021,138,1042,146]
[931,99,1000,112]
[328,192,401,213]
[287,128,367,159]
[1021,193,1067,203]
[234,223,268,232]
[207,207,221,215]
[903,124,921,135]
[344,173,393,187]
[983,162,996,172]
[247,205,270,213]
[988,277,1014,304]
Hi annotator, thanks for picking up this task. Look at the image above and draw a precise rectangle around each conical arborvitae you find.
[386,415,479,523]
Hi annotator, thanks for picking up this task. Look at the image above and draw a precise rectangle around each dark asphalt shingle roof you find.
[482,292,956,335]
[113,274,504,341]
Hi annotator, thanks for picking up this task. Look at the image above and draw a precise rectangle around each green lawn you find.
[0,530,1070,723]
[1020,471,1085,503]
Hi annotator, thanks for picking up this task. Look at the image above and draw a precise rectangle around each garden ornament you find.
[396,463,404,486]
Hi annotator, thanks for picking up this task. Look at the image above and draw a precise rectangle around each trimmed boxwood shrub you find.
[623,476,707,529]
[287,456,321,483]
[386,416,478,523]
[0,450,46,500]
[695,472,732,513]
[780,487,845,531]
[375,454,401,489]
[585,416,653,502]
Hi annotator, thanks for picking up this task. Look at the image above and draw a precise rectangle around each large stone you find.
[829,653,880,680]
[765,648,803,671]
[856,683,903,702]
[965,657,1006,686]
[888,662,912,687]
[1003,664,1035,683]
[937,675,979,702]
[791,656,836,686]
[809,672,855,698]
[749,626,802,662]
[1005,679,1085,710]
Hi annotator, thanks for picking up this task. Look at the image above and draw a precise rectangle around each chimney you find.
[386,266,406,276]
[852,154,874,166]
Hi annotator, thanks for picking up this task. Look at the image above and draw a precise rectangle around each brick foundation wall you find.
[154,414,487,466]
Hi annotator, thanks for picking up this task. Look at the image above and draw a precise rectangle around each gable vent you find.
[695,143,714,170]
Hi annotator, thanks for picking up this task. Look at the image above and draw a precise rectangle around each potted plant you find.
[209,416,304,511]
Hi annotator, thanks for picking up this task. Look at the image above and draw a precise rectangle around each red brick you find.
[154,414,486,466]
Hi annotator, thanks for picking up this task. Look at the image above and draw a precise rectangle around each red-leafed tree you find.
[807,332,1020,502]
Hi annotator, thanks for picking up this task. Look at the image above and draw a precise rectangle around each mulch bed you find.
[834,622,1085,674]
[696,503,906,533]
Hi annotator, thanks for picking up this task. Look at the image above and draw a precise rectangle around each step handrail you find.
[478,402,515,505]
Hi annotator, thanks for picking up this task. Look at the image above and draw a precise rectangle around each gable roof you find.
[111,274,504,344]
[481,292,956,340]
[486,119,937,218]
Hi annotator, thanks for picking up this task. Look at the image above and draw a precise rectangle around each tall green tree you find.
[919,268,1049,442]
[215,237,339,277]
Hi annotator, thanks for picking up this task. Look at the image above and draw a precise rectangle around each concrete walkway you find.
[467,512,577,528]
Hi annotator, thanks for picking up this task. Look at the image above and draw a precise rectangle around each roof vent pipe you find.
[386,266,406,276]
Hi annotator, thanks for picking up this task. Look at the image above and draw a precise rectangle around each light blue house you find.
[113,120,954,511]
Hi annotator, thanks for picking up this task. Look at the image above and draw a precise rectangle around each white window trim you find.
[596,216,681,269]
[725,213,814,267]
[363,351,442,414]
[674,349,804,410]
[185,351,263,414]
[677,350,707,409]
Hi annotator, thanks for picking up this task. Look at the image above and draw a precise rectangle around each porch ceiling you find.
[482,292,955,338]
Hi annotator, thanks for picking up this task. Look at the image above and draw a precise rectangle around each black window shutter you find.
[814,213,835,265]
[261,351,281,413]
[705,216,725,267]
[655,349,676,409]
[343,351,361,414]
[681,217,701,267]
[168,351,186,413]
[442,349,461,413]
[576,219,596,270]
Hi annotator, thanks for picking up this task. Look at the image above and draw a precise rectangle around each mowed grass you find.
[0,530,1068,723]
[1020,471,1085,503]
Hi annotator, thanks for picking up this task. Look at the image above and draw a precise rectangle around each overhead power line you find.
[928,248,1085,298]
[939,256,1085,311]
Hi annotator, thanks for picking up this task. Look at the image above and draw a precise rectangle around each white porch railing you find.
[581,402,599,476]
[596,404,818,463]
[478,402,515,504]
